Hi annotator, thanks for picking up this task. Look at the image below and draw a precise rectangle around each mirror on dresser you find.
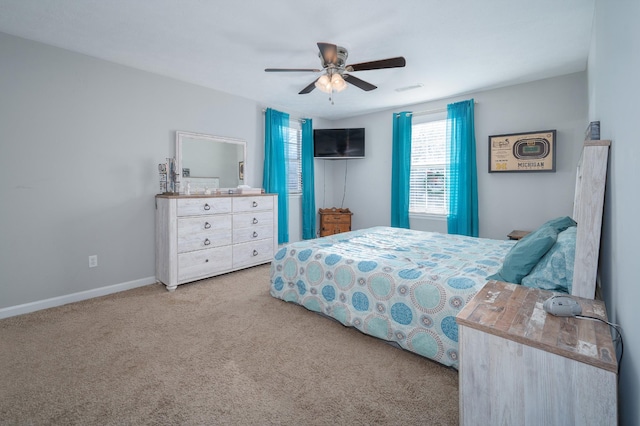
[176,131,246,193]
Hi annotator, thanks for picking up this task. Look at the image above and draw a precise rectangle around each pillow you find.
[541,216,576,233]
[487,224,558,284]
[521,226,577,294]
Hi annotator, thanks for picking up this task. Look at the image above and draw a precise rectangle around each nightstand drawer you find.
[322,214,351,224]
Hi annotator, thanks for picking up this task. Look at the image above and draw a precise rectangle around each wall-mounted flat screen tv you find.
[313,128,365,159]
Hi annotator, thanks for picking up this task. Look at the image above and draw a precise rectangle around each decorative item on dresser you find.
[155,194,278,291]
[456,280,618,425]
[318,207,352,237]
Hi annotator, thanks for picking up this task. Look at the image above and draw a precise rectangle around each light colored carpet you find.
[0,264,459,425]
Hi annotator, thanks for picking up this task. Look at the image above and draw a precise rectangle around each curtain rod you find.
[261,108,307,123]
[395,101,479,117]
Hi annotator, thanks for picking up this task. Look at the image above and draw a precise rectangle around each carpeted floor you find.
[0,264,459,425]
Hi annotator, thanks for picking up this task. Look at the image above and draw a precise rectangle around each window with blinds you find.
[285,120,302,194]
[410,119,448,215]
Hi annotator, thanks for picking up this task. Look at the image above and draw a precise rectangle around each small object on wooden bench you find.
[456,280,617,425]
[319,207,352,237]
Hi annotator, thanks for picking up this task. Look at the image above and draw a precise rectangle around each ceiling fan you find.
[265,42,406,96]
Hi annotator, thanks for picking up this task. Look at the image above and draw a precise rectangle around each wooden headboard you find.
[571,140,611,299]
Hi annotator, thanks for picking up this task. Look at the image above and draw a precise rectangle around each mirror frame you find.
[176,130,247,189]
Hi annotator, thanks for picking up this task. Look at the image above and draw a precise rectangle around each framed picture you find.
[488,130,556,173]
[238,161,244,180]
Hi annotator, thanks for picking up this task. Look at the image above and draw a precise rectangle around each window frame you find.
[284,120,303,196]
[409,112,449,219]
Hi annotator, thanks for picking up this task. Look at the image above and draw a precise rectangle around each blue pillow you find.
[541,216,576,233]
[487,224,558,284]
[521,226,577,294]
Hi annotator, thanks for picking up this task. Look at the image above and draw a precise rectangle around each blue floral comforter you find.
[269,226,515,369]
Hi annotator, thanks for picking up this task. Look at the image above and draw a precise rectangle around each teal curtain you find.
[301,118,316,239]
[446,99,478,237]
[391,111,412,228]
[263,108,289,244]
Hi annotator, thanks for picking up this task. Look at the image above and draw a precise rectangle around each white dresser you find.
[155,194,278,291]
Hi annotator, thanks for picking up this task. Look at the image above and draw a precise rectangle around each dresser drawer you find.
[177,197,231,216]
[178,246,232,283]
[233,211,274,229]
[177,215,232,253]
[233,224,273,244]
[232,238,274,269]
[233,196,273,213]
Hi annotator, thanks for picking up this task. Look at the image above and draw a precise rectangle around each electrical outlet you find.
[88,255,98,268]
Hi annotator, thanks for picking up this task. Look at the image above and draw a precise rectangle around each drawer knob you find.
[252,249,258,257]
[204,222,211,229]
[252,218,258,224]
[205,259,209,263]
[252,201,258,207]
[252,231,258,238]
[204,238,211,246]
[204,203,211,211]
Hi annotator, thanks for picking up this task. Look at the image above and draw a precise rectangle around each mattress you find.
[269,226,514,369]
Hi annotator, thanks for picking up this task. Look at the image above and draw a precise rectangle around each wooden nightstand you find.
[456,280,618,425]
[319,208,352,237]
[507,229,530,240]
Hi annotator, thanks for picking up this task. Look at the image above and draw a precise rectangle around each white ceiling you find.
[0,0,595,120]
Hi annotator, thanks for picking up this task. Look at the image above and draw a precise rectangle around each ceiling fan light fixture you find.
[331,73,347,92]
[315,73,347,94]
[315,74,332,93]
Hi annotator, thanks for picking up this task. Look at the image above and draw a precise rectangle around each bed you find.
[269,141,610,369]
[270,226,515,368]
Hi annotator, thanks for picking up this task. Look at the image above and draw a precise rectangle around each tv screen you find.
[313,128,365,159]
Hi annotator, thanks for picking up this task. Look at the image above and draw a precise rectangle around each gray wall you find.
[0,33,265,309]
[0,32,588,311]
[589,1,640,424]
[321,72,587,240]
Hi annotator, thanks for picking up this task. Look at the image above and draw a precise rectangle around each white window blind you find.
[410,119,448,215]
[285,121,302,194]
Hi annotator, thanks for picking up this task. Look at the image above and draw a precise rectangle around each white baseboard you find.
[0,276,158,320]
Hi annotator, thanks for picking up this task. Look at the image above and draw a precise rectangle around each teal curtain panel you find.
[301,118,316,239]
[391,111,412,228]
[263,108,290,244]
[446,99,478,237]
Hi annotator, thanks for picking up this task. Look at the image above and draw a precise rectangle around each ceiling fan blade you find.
[265,68,321,72]
[298,79,318,94]
[347,56,406,72]
[343,74,377,91]
[317,42,338,66]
